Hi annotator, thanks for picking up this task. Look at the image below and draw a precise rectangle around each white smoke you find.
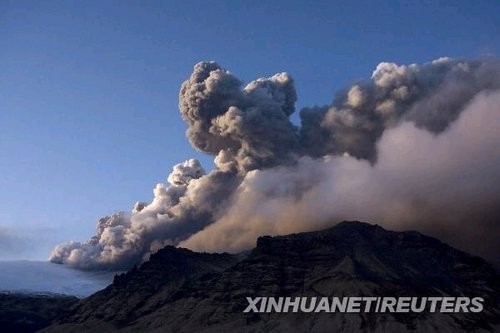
[51,58,500,270]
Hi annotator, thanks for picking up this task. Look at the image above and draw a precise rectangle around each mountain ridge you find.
[41,221,500,333]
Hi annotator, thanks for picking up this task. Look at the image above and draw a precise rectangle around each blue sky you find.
[1,0,499,260]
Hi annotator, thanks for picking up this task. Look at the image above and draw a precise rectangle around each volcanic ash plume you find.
[50,58,500,270]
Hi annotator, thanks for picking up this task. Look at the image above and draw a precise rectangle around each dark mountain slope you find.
[41,221,500,333]
[52,247,240,328]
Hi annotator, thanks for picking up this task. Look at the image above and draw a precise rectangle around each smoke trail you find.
[50,58,500,270]
[51,160,241,270]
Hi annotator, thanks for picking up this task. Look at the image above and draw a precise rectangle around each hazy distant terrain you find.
[0,261,118,297]
[0,261,119,332]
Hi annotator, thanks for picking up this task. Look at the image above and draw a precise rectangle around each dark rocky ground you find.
[35,221,499,333]
[0,292,77,333]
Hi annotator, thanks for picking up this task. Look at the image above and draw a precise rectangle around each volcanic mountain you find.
[41,221,500,333]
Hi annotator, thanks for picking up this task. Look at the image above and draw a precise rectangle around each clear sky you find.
[1,0,499,260]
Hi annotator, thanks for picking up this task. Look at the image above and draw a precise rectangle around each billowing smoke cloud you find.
[300,57,500,161]
[181,91,500,260]
[179,61,299,172]
[51,58,500,270]
[51,159,241,270]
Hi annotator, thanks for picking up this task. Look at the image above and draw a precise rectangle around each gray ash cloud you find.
[50,57,500,270]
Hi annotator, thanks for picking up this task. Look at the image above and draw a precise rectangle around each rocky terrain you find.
[40,221,499,332]
[0,292,77,333]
